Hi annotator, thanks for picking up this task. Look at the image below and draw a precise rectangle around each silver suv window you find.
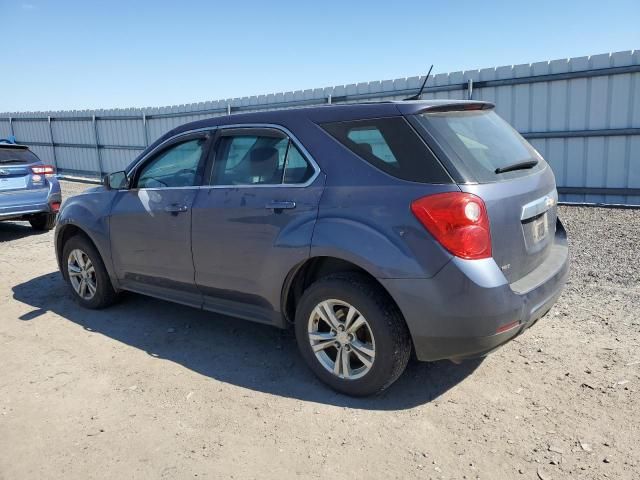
[136,138,206,189]
[211,132,315,186]
[0,147,39,165]
[321,117,451,184]
[414,109,545,182]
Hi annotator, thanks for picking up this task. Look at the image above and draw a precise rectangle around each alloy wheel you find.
[307,299,376,380]
[67,249,98,300]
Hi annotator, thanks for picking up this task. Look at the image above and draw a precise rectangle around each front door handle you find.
[265,201,296,211]
[165,204,189,214]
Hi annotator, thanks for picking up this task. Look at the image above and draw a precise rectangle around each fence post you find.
[8,117,14,137]
[92,115,104,177]
[142,113,149,147]
[47,116,58,169]
[467,79,473,100]
[327,95,332,105]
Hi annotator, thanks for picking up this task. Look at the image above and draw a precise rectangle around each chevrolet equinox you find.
[55,100,569,396]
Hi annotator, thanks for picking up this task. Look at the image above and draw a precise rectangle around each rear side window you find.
[321,117,451,184]
[283,144,315,184]
[0,147,39,164]
[414,109,544,182]
[214,135,288,186]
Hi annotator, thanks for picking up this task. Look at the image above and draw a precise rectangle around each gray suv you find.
[55,100,568,396]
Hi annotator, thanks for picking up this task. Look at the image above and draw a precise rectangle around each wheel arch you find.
[281,255,404,327]
[56,222,117,287]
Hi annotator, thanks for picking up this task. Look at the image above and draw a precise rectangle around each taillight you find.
[51,202,61,213]
[411,192,492,260]
[31,165,55,175]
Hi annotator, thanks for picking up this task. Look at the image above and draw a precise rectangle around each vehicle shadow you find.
[12,272,482,411]
[0,221,47,242]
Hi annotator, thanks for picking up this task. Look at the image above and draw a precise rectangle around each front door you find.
[109,133,211,307]
[191,127,324,324]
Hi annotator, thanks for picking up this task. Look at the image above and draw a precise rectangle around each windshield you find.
[0,148,39,164]
[415,109,544,182]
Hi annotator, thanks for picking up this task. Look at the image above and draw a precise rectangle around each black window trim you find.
[125,124,319,190]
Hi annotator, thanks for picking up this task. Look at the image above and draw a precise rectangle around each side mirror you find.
[103,171,129,190]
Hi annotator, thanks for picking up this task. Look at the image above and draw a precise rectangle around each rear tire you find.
[294,273,411,396]
[29,213,56,231]
[62,235,118,309]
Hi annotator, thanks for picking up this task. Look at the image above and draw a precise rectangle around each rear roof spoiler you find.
[0,141,28,149]
[418,102,495,113]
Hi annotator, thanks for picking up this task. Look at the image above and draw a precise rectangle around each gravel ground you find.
[0,180,638,480]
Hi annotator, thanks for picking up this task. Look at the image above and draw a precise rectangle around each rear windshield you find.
[414,109,544,182]
[0,147,39,164]
[321,117,451,184]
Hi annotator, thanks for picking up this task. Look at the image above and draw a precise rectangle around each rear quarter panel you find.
[292,116,459,280]
[312,183,458,279]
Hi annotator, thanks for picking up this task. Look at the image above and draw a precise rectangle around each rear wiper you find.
[495,160,538,174]
[0,159,27,164]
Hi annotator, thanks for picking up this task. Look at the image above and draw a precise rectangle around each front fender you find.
[54,190,118,287]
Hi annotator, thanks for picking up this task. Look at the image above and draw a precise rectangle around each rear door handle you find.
[164,204,189,214]
[265,201,296,211]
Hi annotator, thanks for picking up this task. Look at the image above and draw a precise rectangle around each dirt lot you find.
[0,180,638,480]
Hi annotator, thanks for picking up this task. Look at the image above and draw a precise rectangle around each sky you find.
[1,0,638,113]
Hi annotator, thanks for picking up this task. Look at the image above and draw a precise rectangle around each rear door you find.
[191,127,324,324]
[411,107,558,283]
[109,132,212,306]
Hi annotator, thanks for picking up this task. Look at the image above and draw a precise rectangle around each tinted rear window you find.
[321,117,451,184]
[0,147,39,164]
[414,109,544,182]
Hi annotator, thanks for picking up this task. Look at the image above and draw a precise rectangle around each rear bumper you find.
[380,219,569,362]
[0,180,61,221]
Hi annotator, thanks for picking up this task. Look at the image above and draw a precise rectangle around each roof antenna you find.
[404,65,434,101]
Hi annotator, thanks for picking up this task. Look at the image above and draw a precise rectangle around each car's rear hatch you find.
[0,165,33,192]
[458,170,557,283]
[410,104,558,283]
[0,146,41,193]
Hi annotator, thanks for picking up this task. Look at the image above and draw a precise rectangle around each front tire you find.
[62,235,118,309]
[294,273,411,396]
[29,213,56,231]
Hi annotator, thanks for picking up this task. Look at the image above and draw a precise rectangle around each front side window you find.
[211,132,315,186]
[136,138,206,188]
[321,117,451,184]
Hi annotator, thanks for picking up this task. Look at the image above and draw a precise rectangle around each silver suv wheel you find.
[67,249,97,300]
[307,299,376,380]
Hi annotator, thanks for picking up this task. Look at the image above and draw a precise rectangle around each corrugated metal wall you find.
[2,50,639,205]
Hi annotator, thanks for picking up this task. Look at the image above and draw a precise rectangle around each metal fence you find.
[2,50,639,205]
